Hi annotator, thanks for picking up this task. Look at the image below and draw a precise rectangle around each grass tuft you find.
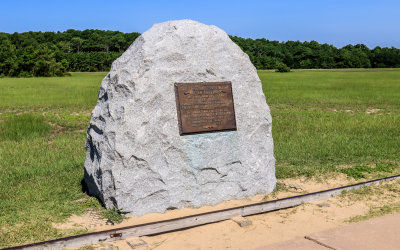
[340,163,398,180]
[0,114,52,141]
[101,208,125,224]
[347,203,400,223]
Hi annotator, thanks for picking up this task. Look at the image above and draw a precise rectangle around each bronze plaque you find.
[174,81,237,135]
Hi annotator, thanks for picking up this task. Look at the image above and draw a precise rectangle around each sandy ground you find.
[57,175,400,249]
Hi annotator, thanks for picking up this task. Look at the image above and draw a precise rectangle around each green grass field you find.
[0,70,399,247]
[260,70,400,177]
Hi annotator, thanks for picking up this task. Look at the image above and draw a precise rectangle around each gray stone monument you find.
[84,20,276,216]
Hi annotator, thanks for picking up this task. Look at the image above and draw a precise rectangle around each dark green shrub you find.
[276,63,291,73]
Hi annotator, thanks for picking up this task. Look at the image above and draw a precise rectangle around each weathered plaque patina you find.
[174,81,237,135]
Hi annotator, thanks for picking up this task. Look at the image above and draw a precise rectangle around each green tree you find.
[71,37,85,53]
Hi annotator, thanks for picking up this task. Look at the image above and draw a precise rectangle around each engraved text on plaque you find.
[174,81,237,135]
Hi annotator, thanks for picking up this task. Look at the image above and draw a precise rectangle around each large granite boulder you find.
[84,20,276,216]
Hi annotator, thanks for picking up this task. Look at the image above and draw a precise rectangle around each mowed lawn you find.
[0,70,399,247]
[260,70,400,177]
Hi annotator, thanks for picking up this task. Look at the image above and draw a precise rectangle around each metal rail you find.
[4,174,400,250]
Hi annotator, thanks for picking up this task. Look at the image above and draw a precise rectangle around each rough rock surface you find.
[84,20,276,216]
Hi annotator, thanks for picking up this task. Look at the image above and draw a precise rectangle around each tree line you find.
[0,29,399,77]
[231,37,400,70]
[0,30,139,77]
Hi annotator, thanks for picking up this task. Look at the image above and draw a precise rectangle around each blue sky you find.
[0,0,399,48]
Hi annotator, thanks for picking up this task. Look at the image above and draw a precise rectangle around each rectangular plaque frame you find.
[174,81,237,135]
